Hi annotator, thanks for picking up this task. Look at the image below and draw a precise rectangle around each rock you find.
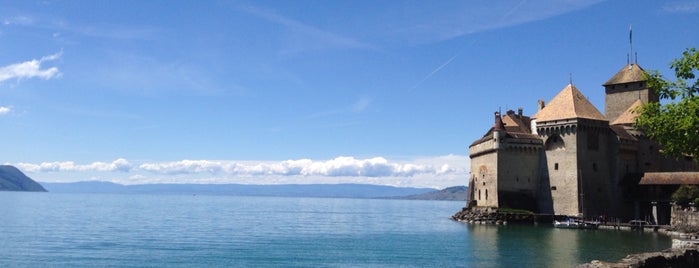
[577,248,699,268]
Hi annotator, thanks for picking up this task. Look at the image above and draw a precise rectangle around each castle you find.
[467,61,698,223]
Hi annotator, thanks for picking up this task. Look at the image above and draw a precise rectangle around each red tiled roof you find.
[532,84,606,122]
[603,64,646,86]
[611,99,644,125]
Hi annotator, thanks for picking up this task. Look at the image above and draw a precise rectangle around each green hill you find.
[0,165,47,192]
[392,186,467,201]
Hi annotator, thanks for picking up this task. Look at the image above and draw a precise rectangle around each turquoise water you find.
[0,192,670,267]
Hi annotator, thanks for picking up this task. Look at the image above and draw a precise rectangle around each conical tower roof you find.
[603,63,645,86]
[611,99,644,125]
[533,84,606,122]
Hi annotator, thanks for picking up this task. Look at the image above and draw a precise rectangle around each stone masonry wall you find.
[672,206,699,231]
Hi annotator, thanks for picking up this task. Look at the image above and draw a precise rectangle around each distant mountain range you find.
[0,165,46,192]
[41,181,466,200]
[391,186,467,201]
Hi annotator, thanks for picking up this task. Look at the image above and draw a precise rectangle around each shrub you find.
[672,185,699,206]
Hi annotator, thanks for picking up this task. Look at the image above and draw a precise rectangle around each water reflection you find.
[464,224,671,267]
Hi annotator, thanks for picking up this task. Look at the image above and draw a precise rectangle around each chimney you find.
[517,107,523,118]
[538,99,545,111]
[493,111,505,131]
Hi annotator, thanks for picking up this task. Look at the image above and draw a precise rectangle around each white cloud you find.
[15,158,132,173]
[137,156,449,177]
[0,106,11,115]
[14,155,470,188]
[0,52,62,83]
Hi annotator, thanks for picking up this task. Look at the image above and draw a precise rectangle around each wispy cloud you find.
[410,52,460,92]
[306,96,373,119]
[661,1,699,14]
[390,0,603,44]
[14,155,469,188]
[238,4,374,53]
[0,52,62,83]
[0,106,11,115]
[3,15,34,26]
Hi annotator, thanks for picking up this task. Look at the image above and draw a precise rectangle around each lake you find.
[0,192,671,267]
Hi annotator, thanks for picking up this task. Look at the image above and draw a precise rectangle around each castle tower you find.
[532,84,612,217]
[603,63,657,122]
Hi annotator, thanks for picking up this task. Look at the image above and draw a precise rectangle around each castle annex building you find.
[468,62,698,223]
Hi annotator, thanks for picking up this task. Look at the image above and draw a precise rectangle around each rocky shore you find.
[577,246,699,268]
[451,206,553,225]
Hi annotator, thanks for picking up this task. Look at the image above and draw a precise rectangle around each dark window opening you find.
[554,163,559,170]
[485,189,488,200]
[551,186,557,190]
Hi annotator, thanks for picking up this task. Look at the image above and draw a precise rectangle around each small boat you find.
[554,218,599,229]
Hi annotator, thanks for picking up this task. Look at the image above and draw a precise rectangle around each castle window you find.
[551,186,557,190]
[555,163,559,170]
[478,189,481,200]
[485,189,488,200]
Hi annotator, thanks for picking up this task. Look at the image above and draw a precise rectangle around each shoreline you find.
[453,206,699,266]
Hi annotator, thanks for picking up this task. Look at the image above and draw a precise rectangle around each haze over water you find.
[1,192,670,267]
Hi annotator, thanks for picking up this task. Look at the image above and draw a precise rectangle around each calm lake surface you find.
[0,192,671,267]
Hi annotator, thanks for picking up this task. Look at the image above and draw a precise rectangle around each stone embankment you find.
[451,206,552,225]
[577,246,699,268]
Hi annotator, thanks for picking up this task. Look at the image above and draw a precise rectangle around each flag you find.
[629,24,632,45]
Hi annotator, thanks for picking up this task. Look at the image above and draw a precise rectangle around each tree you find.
[636,48,699,160]
[672,185,699,206]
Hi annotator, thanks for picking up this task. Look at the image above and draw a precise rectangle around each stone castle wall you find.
[470,139,499,207]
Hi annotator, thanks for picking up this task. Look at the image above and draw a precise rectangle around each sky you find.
[0,0,697,188]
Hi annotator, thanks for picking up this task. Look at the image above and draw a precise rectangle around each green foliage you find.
[672,185,699,206]
[636,48,699,160]
[694,197,699,208]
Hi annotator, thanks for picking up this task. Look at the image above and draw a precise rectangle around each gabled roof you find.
[603,64,646,86]
[502,112,531,134]
[611,99,644,125]
[532,84,607,122]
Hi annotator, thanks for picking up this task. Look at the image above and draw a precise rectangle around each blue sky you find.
[0,0,697,188]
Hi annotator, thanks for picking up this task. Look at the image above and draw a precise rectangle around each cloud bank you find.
[13,155,470,188]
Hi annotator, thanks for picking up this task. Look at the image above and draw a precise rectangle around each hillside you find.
[393,186,467,201]
[41,181,436,199]
[0,165,47,192]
